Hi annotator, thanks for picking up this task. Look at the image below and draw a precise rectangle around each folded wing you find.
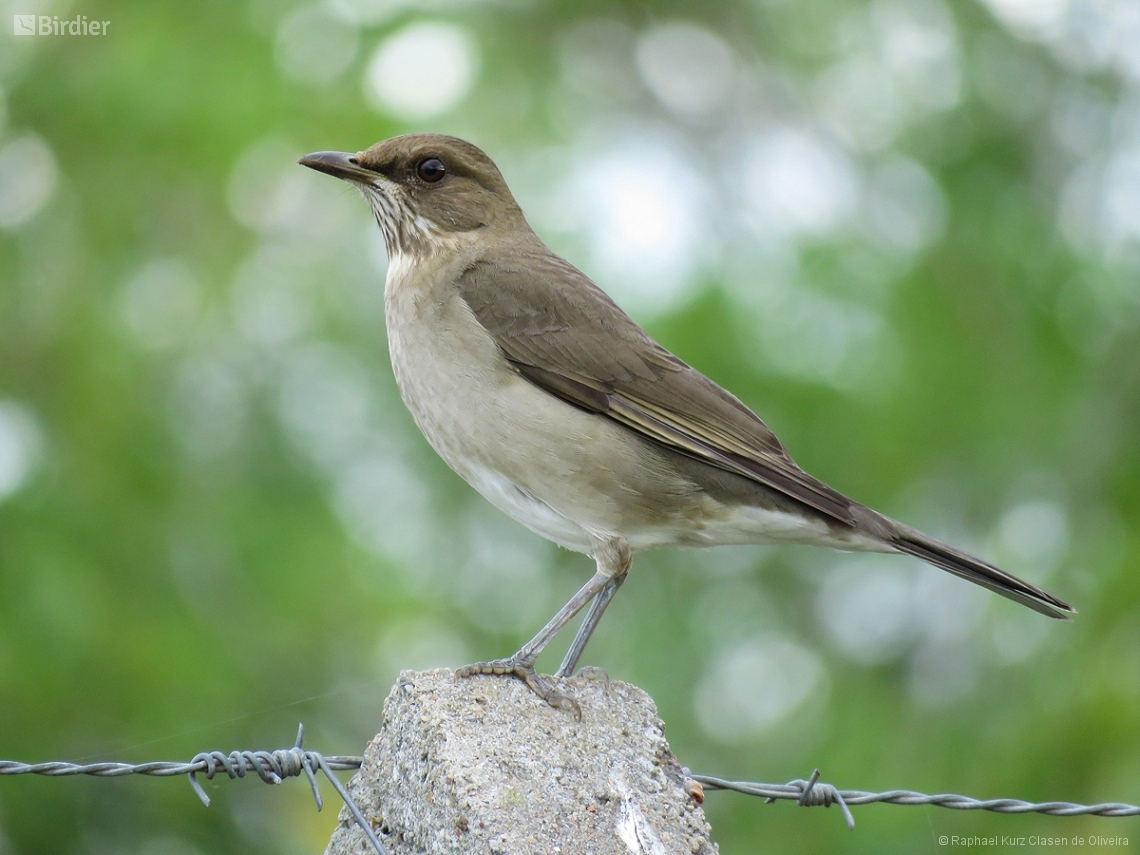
[458,252,857,526]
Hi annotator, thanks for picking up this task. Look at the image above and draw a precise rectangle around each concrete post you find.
[324,668,717,855]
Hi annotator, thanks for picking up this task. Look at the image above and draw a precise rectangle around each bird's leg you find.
[455,569,610,716]
[457,537,630,715]
[555,568,627,678]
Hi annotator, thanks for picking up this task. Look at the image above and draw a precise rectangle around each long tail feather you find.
[891,526,1074,619]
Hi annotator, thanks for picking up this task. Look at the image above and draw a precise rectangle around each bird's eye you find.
[417,157,446,183]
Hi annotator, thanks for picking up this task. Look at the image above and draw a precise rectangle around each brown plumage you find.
[300,134,1072,711]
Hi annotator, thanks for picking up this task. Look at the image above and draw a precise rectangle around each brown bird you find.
[300,134,1073,713]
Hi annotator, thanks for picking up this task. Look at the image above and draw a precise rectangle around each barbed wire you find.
[0,725,389,855]
[3,726,1138,847]
[689,769,1140,830]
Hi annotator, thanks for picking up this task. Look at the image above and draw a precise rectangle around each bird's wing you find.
[458,252,857,526]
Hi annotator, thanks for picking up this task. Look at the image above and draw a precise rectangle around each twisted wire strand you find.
[692,770,1140,829]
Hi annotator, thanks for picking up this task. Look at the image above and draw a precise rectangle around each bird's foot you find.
[456,657,581,719]
[554,663,610,689]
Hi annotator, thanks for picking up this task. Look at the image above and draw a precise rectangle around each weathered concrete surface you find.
[324,668,717,855]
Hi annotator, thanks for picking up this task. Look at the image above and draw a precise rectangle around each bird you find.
[299,133,1073,713]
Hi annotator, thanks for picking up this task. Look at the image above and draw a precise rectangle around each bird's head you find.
[299,133,526,256]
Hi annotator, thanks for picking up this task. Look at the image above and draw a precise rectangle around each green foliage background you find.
[1,0,1138,852]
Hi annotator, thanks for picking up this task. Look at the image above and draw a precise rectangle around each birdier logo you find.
[12,14,109,35]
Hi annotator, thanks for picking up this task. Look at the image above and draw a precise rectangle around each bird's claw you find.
[576,665,610,688]
[555,662,610,687]
[456,658,582,719]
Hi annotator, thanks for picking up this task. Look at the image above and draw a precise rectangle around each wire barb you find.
[788,769,854,830]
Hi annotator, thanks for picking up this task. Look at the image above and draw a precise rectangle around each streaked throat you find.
[356,182,442,258]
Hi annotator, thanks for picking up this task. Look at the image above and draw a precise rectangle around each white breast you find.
[383,251,597,553]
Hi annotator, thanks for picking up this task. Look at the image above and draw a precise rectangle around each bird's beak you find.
[298,150,376,182]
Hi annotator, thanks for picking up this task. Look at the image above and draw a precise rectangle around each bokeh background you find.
[1,0,1139,851]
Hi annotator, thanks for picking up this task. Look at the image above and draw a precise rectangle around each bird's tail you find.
[889,523,1074,619]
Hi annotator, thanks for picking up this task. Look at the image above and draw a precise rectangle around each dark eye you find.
[417,157,446,182]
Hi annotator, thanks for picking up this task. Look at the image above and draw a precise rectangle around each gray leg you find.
[555,569,627,678]
[457,537,631,716]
